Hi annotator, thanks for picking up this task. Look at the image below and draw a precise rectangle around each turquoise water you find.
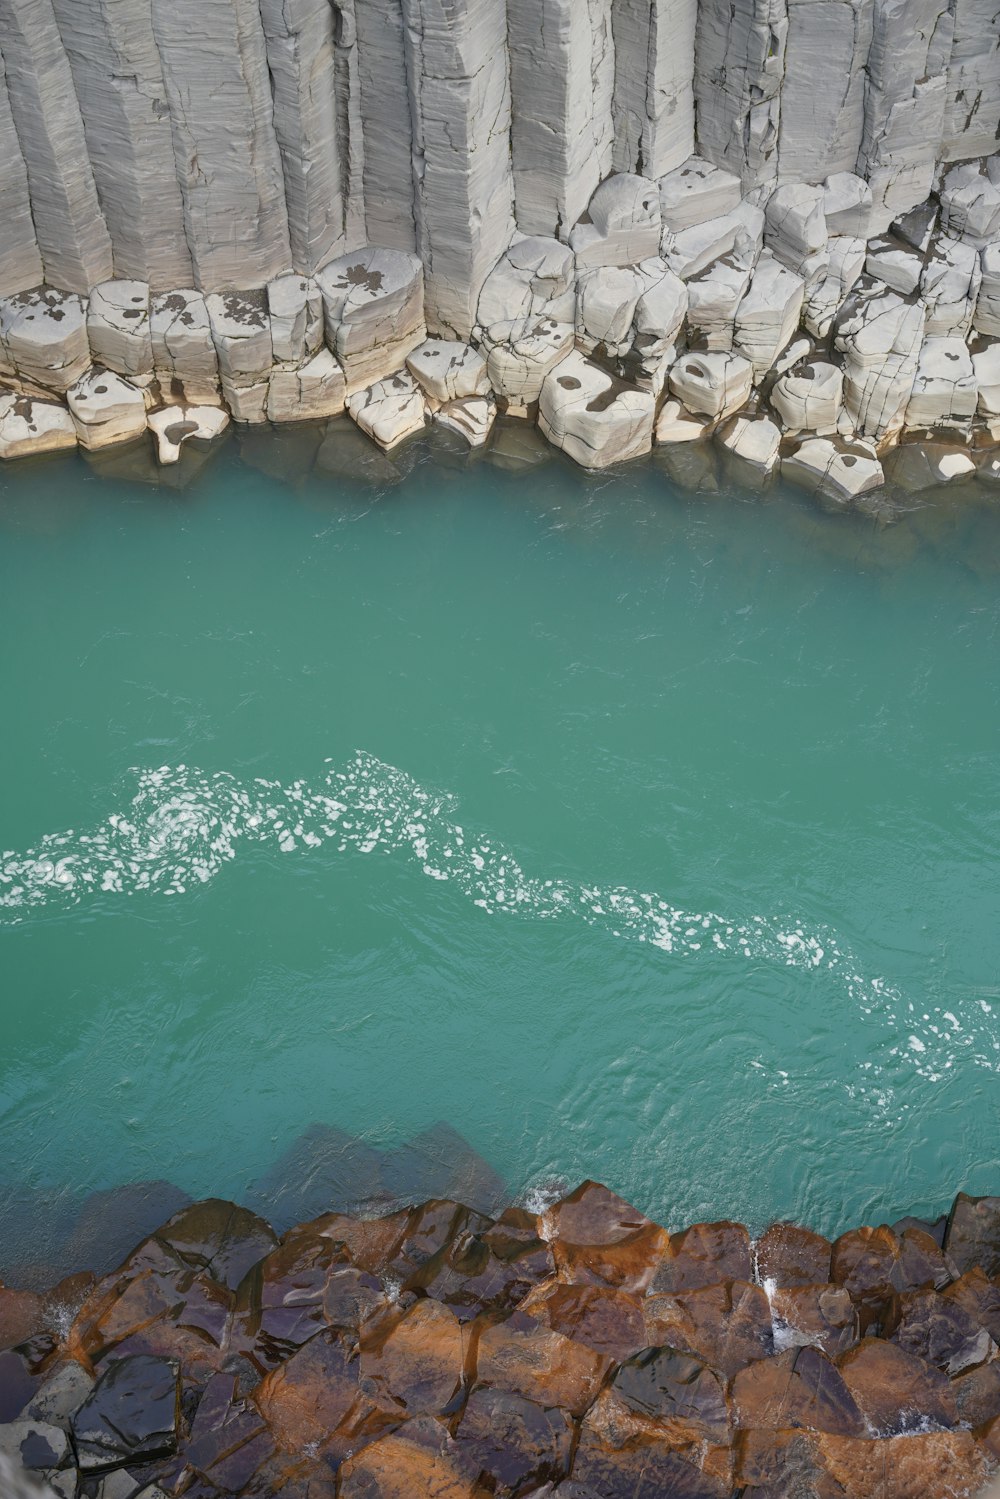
[1,424,999,1274]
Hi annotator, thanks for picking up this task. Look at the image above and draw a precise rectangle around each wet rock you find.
[887,1288,996,1375]
[655,1220,753,1292]
[769,1286,859,1359]
[338,1415,486,1499]
[253,1327,393,1463]
[755,1223,833,1289]
[830,1224,952,1329]
[0,1350,40,1422]
[410,1208,554,1323]
[944,1193,1000,1277]
[236,1230,375,1368]
[475,1311,613,1416]
[347,372,430,451]
[517,1284,647,1363]
[572,1418,729,1499]
[942,1266,1000,1343]
[884,440,978,492]
[546,1181,669,1294]
[67,369,147,451]
[143,1199,277,1295]
[782,437,885,507]
[816,1428,986,1498]
[611,1345,729,1442]
[148,405,228,465]
[0,1419,70,1472]
[435,397,496,450]
[72,1355,179,1472]
[837,1336,958,1434]
[25,1360,95,1430]
[732,1346,866,1436]
[456,1387,574,1494]
[951,1360,1000,1427]
[644,1281,773,1380]
[657,439,720,492]
[384,1200,494,1287]
[0,1287,45,1351]
[539,352,655,469]
[183,1370,275,1492]
[360,1298,467,1417]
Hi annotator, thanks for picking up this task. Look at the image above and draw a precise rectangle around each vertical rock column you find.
[694,0,788,194]
[48,0,193,290]
[0,0,113,294]
[777,0,873,183]
[355,0,417,251]
[330,1,368,251]
[508,0,616,240]
[402,0,515,339]
[259,0,345,275]
[612,0,697,181]
[941,0,1000,163]
[0,45,43,297]
[151,0,292,290]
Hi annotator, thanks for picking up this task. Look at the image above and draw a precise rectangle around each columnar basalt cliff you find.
[1,0,1000,502]
[4,1186,1000,1497]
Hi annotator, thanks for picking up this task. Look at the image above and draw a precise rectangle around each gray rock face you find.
[694,0,786,192]
[48,0,193,289]
[150,289,220,405]
[317,246,426,393]
[0,0,113,294]
[267,274,323,365]
[612,0,696,181]
[776,0,872,184]
[151,0,292,289]
[0,288,91,392]
[87,280,153,379]
[67,366,148,449]
[0,46,43,297]
[355,0,415,253]
[508,0,615,240]
[941,0,1000,162]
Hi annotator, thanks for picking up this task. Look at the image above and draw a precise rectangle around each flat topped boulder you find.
[538,349,656,470]
[67,369,147,451]
[475,1310,614,1416]
[570,175,662,271]
[906,335,978,431]
[0,393,77,460]
[482,317,574,408]
[838,1336,958,1434]
[0,288,91,393]
[668,350,753,420]
[716,414,782,477]
[86,280,153,379]
[477,237,576,331]
[406,340,489,404]
[764,183,828,273]
[267,348,346,424]
[347,371,429,450]
[205,292,273,381]
[783,436,884,506]
[755,1222,833,1289]
[658,156,742,234]
[150,289,219,405]
[939,162,1000,248]
[732,1345,866,1436]
[823,173,873,240]
[147,405,229,466]
[611,1346,729,1442]
[317,249,426,392]
[734,252,805,378]
[456,1387,574,1496]
[435,395,496,449]
[771,360,844,436]
[72,1355,179,1471]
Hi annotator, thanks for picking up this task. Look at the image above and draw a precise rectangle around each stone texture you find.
[317,246,426,394]
[407,341,489,404]
[0,392,76,460]
[475,1309,614,1415]
[771,360,844,435]
[668,350,754,419]
[67,367,147,449]
[570,174,663,272]
[941,0,1000,162]
[644,1281,774,1379]
[347,371,429,449]
[86,281,153,380]
[769,1285,859,1358]
[838,1336,958,1434]
[148,404,229,465]
[355,0,415,253]
[693,0,787,192]
[906,335,978,431]
[612,0,696,181]
[0,45,43,297]
[267,275,323,365]
[150,290,221,406]
[267,350,346,423]
[777,1,872,183]
[834,287,925,441]
[539,352,656,469]
[783,436,885,504]
[72,1354,179,1471]
[734,252,804,378]
[0,288,91,394]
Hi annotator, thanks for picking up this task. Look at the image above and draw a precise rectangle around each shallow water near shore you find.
[1,426,999,1279]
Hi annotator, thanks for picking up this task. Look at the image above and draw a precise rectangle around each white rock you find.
[658,157,742,233]
[716,413,781,476]
[971,342,1000,416]
[0,44,44,297]
[920,234,982,337]
[764,183,828,282]
[865,240,923,296]
[317,246,426,394]
[150,289,220,406]
[147,404,229,464]
[268,275,323,364]
[685,257,751,351]
[267,348,347,422]
[221,376,270,424]
[655,399,711,443]
[974,244,1000,338]
[354,0,416,253]
[435,394,496,447]
[782,436,885,504]
[668,349,754,419]
[612,0,696,180]
[570,174,662,271]
[538,349,655,468]
[407,340,489,403]
[629,261,688,385]
[771,361,844,436]
[482,318,574,408]
[938,163,1000,248]
[347,370,429,449]
[0,391,76,459]
[86,281,153,379]
[777,6,872,183]
[941,0,1000,162]
[905,335,978,431]
[67,368,147,450]
[206,293,274,382]
[823,174,873,240]
[477,237,576,332]
[802,236,866,339]
[0,289,91,393]
[734,252,805,379]
[693,0,786,192]
[576,267,644,357]
[834,287,925,441]
[664,201,765,280]
[892,202,939,256]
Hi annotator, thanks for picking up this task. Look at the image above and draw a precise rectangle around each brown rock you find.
[457,1387,574,1494]
[610,1345,729,1443]
[831,1225,951,1329]
[237,1231,384,1369]
[0,1287,44,1352]
[817,1428,987,1498]
[409,1210,554,1321]
[517,1283,647,1362]
[134,1199,278,1290]
[571,1421,731,1498]
[339,1415,489,1499]
[475,1310,613,1416]
[185,1370,275,1491]
[69,1263,232,1368]
[313,1209,412,1274]
[942,1266,1000,1341]
[734,1428,839,1495]
[253,1328,395,1464]
[386,1200,493,1283]
[732,1346,866,1435]
[769,1285,859,1358]
[978,1411,1000,1462]
[546,1181,669,1293]
[645,1280,773,1380]
[655,1221,753,1292]
[837,1336,958,1434]
[241,1451,339,1498]
[888,1288,996,1374]
[755,1223,832,1288]
[951,1360,1000,1427]
[944,1192,1000,1277]
[360,1298,467,1416]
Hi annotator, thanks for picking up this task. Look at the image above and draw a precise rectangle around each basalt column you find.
[0,44,43,297]
[776,0,874,183]
[612,0,697,181]
[693,0,788,194]
[355,0,417,252]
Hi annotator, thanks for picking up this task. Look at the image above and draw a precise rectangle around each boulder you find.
[0,1419,70,1474]
[267,349,346,423]
[731,1346,866,1435]
[769,1285,859,1359]
[475,1310,613,1416]
[685,257,751,351]
[943,1267,1000,1344]
[893,201,939,256]
[221,376,270,425]
[339,1415,485,1499]
[456,1388,574,1494]
[716,415,781,478]
[517,1283,647,1364]
[644,1281,773,1380]
[782,437,885,506]
[802,236,866,339]
[833,287,925,441]
[611,1346,729,1442]
[538,352,655,469]
[0,394,77,460]
[253,1327,390,1462]
[147,406,229,466]
[975,244,1000,337]
[972,341,1000,415]
[865,238,924,296]
[408,1206,554,1322]
[267,275,323,365]
[347,372,430,450]
[655,401,712,445]
[656,1220,753,1292]
[407,341,489,404]
[72,1355,179,1471]
[182,1369,274,1493]
[570,174,662,271]
[435,396,496,449]
[734,252,805,378]
[771,361,844,436]
[658,157,742,234]
[888,1289,997,1376]
[317,247,426,393]
[951,1361,1000,1427]
[830,1224,954,1322]
[905,336,978,431]
[764,183,828,283]
[838,1336,958,1434]
[150,290,220,406]
[137,1198,278,1292]
[668,350,754,420]
[482,318,575,410]
[737,1427,988,1498]
[756,1223,833,1289]
[67,369,147,451]
[920,234,982,337]
[86,281,153,380]
[627,261,689,388]
[476,237,576,333]
[360,1298,466,1418]
[573,1406,731,1498]
[938,162,1000,248]
[205,293,273,384]
[25,1361,95,1430]
[823,174,873,240]
[0,289,91,394]
[664,202,764,281]
[576,266,644,358]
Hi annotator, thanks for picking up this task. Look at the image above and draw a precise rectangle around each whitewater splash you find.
[1,752,996,1086]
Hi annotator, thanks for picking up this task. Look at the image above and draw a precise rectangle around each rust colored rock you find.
[237,1231,384,1369]
[735,1428,836,1494]
[42,1271,97,1329]
[769,1285,859,1358]
[72,1353,180,1471]
[732,1346,866,1436]
[572,1421,731,1498]
[410,1210,554,1322]
[136,1199,278,1291]
[944,1193,1000,1277]
[360,1298,467,1416]
[475,1310,613,1416]
[888,1288,996,1375]
[313,1209,412,1275]
[645,1280,773,1380]
[655,1220,753,1292]
[517,1283,647,1363]
[951,1360,1000,1427]
[386,1200,493,1283]
[978,1411,1000,1462]
[837,1336,958,1434]
[831,1225,951,1329]
[184,1370,275,1491]
[817,1428,987,1498]
[942,1266,1000,1342]
[339,1415,489,1499]
[610,1345,729,1443]
[69,1264,232,1368]
[0,1287,44,1352]
[755,1223,832,1288]
[457,1387,574,1494]
[253,1327,395,1464]
[242,1451,339,1497]
[546,1181,669,1293]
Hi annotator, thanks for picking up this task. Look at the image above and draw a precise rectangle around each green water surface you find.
[1,426,999,1267]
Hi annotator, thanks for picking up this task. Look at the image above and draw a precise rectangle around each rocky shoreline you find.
[3,1183,1000,1497]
